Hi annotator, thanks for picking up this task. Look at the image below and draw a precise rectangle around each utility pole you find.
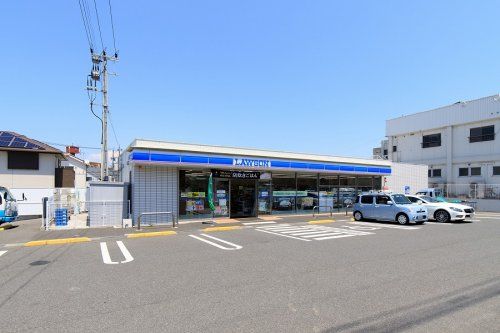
[87,51,117,181]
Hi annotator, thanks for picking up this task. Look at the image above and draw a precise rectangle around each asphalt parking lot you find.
[0,213,499,332]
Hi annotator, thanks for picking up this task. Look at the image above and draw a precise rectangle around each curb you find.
[308,219,336,225]
[24,237,91,247]
[203,226,242,232]
[126,231,177,239]
[0,224,15,231]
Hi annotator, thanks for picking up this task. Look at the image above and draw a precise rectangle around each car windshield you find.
[391,194,412,204]
[420,195,439,203]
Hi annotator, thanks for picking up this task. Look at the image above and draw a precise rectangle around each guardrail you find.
[312,206,333,218]
[137,211,177,231]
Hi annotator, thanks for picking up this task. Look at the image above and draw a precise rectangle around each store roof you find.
[127,139,391,167]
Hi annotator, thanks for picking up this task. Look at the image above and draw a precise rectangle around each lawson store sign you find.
[129,151,391,175]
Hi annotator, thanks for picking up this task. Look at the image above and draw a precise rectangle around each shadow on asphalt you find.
[322,277,500,333]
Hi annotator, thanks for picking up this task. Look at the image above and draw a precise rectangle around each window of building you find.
[431,169,442,177]
[360,195,374,204]
[179,170,212,219]
[392,145,397,152]
[272,172,296,214]
[458,168,469,177]
[493,166,500,176]
[7,151,39,170]
[422,133,441,148]
[383,149,388,156]
[470,125,495,143]
[470,167,481,176]
[296,174,318,213]
[428,169,431,177]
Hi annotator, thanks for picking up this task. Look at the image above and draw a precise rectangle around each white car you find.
[406,195,475,223]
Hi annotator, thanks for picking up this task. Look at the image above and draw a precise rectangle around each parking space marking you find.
[473,216,500,220]
[255,228,311,241]
[100,241,134,265]
[188,234,243,250]
[100,242,118,265]
[255,224,373,241]
[0,250,7,257]
[242,221,277,225]
[348,222,420,230]
[116,241,134,263]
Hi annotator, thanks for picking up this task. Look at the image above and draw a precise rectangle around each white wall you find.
[385,162,428,195]
[0,152,58,188]
[386,95,500,185]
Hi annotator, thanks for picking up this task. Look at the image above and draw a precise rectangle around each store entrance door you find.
[230,179,257,218]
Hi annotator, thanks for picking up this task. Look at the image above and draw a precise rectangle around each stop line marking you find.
[0,250,7,258]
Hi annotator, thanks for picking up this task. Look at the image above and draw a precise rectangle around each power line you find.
[78,0,93,50]
[108,111,121,149]
[92,0,105,51]
[44,141,102,150]
[82,0,96,49]
[107,0,118,55]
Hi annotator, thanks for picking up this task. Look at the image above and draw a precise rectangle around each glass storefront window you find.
[271,172,296,214]
[213,179,229,217]
[296,173,318,213]
[319,174,339,211]
[339,175,356,207]
[179,170,212,219]
[357,176,374,194]
[257,179,272,215]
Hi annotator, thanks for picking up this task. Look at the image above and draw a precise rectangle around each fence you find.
[430,184,500,200]
[43,200,130,230]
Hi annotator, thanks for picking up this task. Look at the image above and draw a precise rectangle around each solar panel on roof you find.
[0,139,12,147]
[26,142,44,150]
[0,133,46,150]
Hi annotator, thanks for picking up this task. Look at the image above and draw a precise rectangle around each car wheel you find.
[353,211,363,221]
[396,213,409,225]
[435,210,450,223]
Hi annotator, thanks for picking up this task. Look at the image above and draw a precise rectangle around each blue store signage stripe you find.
[130,151,391,174]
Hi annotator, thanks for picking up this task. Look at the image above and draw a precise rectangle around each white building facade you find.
[378,95,500,205]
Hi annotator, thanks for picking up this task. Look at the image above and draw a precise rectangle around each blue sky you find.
[1,1,500,160]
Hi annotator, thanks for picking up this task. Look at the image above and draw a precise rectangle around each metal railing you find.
[312,206,333,218]
[137,211,177,231]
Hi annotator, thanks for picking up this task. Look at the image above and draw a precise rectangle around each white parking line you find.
[0,250,7,258]
[255,224,373,241]
[100,241,134,265]
[474,216,500,219]
[242,221,277,225]
[255,228,312,241]
[188,234,243,250]
[349,222,420,230]
[100,242,118,265]
[116,241,134,264]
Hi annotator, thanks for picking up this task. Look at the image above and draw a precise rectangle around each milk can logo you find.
[233,158,271,168]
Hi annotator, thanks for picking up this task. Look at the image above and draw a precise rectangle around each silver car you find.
[353,193,428,225]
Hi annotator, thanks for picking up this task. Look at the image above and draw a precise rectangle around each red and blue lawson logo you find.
[233,158,271,168]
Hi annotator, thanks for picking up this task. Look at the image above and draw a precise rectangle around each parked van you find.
[0,187,18,223]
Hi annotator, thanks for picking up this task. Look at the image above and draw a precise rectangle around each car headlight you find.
[450,207,463,212]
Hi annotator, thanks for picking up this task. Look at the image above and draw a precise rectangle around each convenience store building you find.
[122,139,427,223]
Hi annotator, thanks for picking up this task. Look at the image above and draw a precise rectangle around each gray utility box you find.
[87,182,129,227]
